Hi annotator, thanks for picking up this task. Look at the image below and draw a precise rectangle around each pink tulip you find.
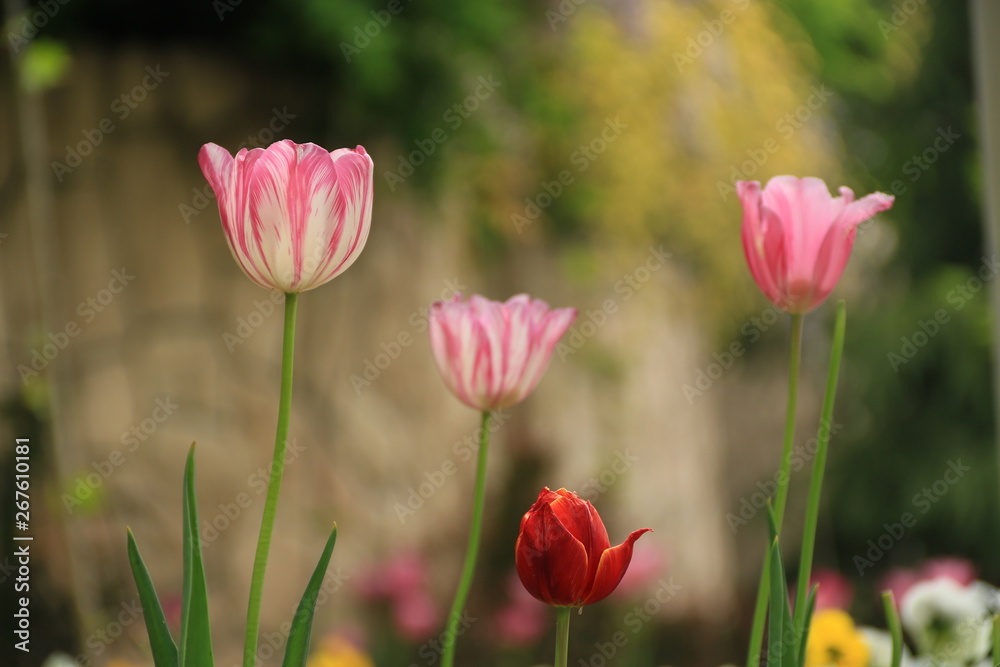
[738,176,894,313]
[198,139,373,293]
[429,294,576,411]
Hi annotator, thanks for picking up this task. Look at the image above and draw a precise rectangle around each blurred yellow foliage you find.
[484,0,848,327]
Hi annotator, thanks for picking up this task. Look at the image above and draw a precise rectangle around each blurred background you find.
[1,0,998,665]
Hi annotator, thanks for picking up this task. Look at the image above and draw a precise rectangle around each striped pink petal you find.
[429,293,576,411]
[198,139,373,293]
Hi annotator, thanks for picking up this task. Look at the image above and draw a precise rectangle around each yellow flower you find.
[306,637,375,667]
[805,609,871,667]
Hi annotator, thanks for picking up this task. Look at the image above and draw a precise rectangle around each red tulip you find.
[515,487,651,607]
[738,176,894,313]
[198,140,373,293]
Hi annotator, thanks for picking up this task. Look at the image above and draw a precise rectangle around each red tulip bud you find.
[515,487,651,607]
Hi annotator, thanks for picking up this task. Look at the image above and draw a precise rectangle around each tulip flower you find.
[199,139,373,293]
[515,487,651,607]
[738,176,894,314]
[429,294,576,411]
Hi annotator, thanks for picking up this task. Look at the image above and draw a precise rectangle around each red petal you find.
[581,528,652,605]
[515,501,589,606]
[547,489,610,585]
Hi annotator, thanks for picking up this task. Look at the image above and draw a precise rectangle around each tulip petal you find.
[547,489,610,585]
[739,180,784,308]
[515,502,590,606]
[311,146,374,287]
[811,190,895,305]
[581,528,652,605]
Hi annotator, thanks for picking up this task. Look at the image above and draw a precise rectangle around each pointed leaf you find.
[180,444,214,666]
[127,528,179,667]
[796,584,819,667]
[282,525,338,667]
[882,591,903,667]
[767,537,788,667]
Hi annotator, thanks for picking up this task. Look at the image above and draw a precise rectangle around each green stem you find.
[746,312,803,667]
[993,613,1000,667]
[882,591,903,667]
[555,607,572,667]
[243,292,298,667]
[792,302,846,633]
[440,410,492,667]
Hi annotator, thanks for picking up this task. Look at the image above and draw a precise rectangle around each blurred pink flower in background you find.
[429,294,576,411]
[492,572,547,647]
[355,551,441,642]
[738,176,894,313]
[356,551,429,599]
[919,557,976,586]
[392,588,441,642]
[199,139,374,293]
[880,556,977,607]
[790,568,854,611]
[610,539,669,600]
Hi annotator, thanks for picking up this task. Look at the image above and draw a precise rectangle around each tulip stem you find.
[440,410,492,667]
[746,311,803,667]
[793,301,846,635]
[243,292,298,667]
[555,607,572,667]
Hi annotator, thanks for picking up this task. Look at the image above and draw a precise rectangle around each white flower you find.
[859,626,918,667]
[900,578,998,667]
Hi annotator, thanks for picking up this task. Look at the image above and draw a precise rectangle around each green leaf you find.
[767,537,789,667]
[126,528,179,667]
[882,591,903,667]
[282,525,338,667]
[180,444,214,666]
[796,584,818,667]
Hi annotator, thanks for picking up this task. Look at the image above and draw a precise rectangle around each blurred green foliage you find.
[21,0,998,658]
